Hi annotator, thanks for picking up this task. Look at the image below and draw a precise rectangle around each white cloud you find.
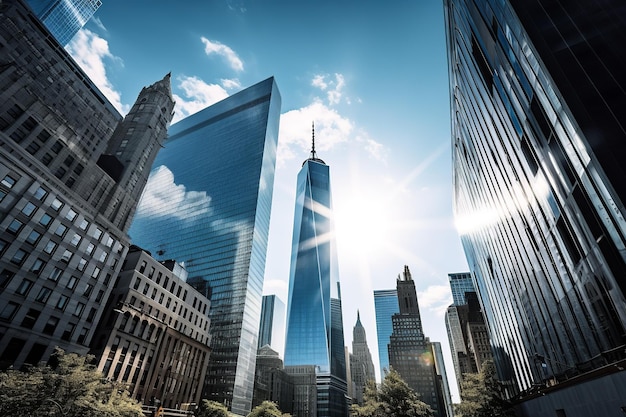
[66,28,127,114]
[355,131,388,162]
[201,37,244,72]
[171,76,230,123]
[221,78,242,90]
[311,73,346,105]
[135,165,212,220]
[277,100,353,166]
[417,285,453,317]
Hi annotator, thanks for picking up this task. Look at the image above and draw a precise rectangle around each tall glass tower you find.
[373,289,399,380]
[445,0,626,404]
[129,77,281,416]
[448,272,474,306]
[284,126,348,417]
[258,294,285,355]
[27,0,102,45]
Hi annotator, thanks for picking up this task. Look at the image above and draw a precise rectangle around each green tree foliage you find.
[351,369,433,417]
[246,401,284,417]
[194,399,230,417]
[0,348,143,417]
[456,359,515,417]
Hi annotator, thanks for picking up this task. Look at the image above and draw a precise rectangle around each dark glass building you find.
[284,131,348,417]
[445,0,626,408]
[26,0,102,45]
[373,289,399,380]
[0,0,172,369]
[128,77,281,416]
[258,294,285,353]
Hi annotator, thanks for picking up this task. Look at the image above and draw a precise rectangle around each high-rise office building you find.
[0,0,172,369]
[388,266,443,417]
[373,289,399,380]
[445,0,626,411]
[432,342,454,417]
[284,129,348,417]
[258,294,285,355]
[350,311,375,405]
[26,0,102,46]
[448,272,474,306]
[128,77,281,416]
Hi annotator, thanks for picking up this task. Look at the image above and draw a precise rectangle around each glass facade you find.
[128,77,281,416]
[448,272,475,306]
[284,149,348,417]
[27,0,102,45]
[258,294,285,355]
[373,289,398,380]
[445,0,626,397]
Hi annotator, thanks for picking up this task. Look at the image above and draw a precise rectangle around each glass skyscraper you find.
[27,0,102,45]
[284,131,348,417]
[372,289,398,381]
[129,77,281,416]
[258,294,285,355]
[448,272,475,306]
[445,0,626,405]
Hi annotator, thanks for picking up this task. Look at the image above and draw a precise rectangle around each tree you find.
[0,348,143,417]
[351,369,433,417]
[194,399,230,417]
[456,360,515,417]
[247,401,283,417]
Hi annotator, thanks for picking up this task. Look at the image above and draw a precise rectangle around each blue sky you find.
[67,0,469,401]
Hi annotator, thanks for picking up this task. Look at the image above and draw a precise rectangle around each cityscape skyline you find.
[70,2,468,401]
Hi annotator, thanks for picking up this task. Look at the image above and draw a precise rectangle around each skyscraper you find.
[0,0,172,369]
[373,289,399,380]
[388,266,443,417]
[350,311,375,405]
[258,294,285,355]
[448,272,474,306]
[284,127,348,417]
[445,0,626,410]
[128,77,281,416]
[26,0,102,45]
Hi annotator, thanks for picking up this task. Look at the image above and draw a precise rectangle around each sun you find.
[334,191,392,260]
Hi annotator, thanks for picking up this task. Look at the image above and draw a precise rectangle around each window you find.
[39,213,52,227]
[50,141,63,153]
[50,198,63,211]
[21,202,37,217]
[91,267,101,279]
[86,308,97,323]
[61,250,73,263]
[133,278,141,290]
[93,228,103,240]
[7,219,23,234]
[65,208,77,222]
[83,283,93,298]
[15,279,34,296]
[95,290,104,303]
[21,308,41,329]
[35,287,52,303]
[43,240,57,255]
[98,251,107,263]
[86,243,95,255]
[78,219,89,231]
[0,302,20,321]
[30,258,46,275]
[41,153,53,166]
[56,295,69,310]
[1,175,17,188]
[66,276,78,289]
[73,303,85,317]
[63,155,74,166]
[104,236,114,248]
[77,258,87,271]
[48,267,62,282]
[69,233,81,247]
[43,317,59,335]
[77,327,88,345]
[26,230,42,245]
[11,249,27,265]
[61,323,75,341]
[33,187,48,201]
[54,224,68,237]
[0,190,6,203]
[0,270,15,289]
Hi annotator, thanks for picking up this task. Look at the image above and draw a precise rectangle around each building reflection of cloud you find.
[135,165,212,220]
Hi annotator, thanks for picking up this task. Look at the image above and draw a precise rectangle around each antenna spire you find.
[311,121,317,159]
